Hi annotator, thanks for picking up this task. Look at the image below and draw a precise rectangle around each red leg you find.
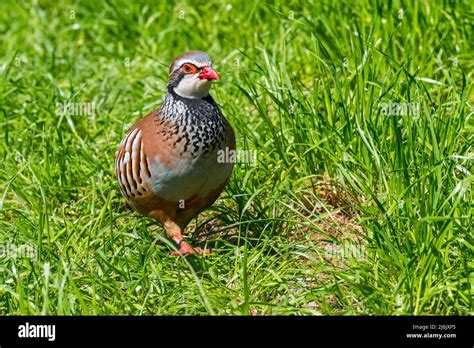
[170,235,212,256]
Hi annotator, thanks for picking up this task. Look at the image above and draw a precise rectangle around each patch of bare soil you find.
[294,174,366,254]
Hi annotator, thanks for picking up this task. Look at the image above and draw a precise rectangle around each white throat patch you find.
[174,75,212,99]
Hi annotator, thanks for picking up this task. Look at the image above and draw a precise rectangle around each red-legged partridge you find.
[115,51,235,255]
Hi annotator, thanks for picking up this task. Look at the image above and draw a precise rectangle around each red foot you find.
[170,240,212,256]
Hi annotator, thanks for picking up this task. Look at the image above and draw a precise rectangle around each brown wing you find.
[115,125,152,202]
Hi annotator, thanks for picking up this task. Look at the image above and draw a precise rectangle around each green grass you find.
[0,0,472,315]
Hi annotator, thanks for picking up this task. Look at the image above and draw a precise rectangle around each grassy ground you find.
[0,0,472,315]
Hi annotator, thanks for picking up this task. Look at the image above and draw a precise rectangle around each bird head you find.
[167,51,220,99]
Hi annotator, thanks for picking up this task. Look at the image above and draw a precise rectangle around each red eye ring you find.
[181,63,197,74]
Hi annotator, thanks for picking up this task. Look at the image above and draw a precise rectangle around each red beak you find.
[198,66,221,81]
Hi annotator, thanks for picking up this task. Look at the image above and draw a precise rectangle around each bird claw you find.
[196,247,213,255]
[170,241,212,256]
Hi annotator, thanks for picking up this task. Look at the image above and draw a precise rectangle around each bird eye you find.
[181,64,196,74]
